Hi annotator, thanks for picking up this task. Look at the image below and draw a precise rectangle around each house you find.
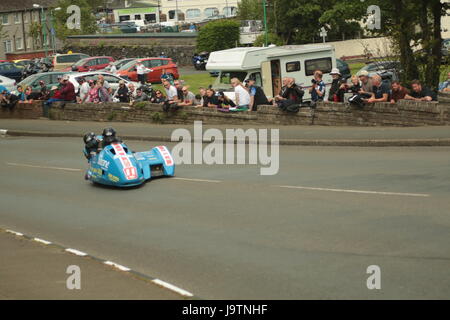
[159,0,238,23]
[0,0,60,60]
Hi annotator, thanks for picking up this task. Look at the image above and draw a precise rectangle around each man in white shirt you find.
[108,62,117,73]
[78,77,90,103]
[136,61,150,85]
[162,79,178,102]
[231,78,251,111]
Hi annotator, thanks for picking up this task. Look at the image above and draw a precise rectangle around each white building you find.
[159,0,239,23]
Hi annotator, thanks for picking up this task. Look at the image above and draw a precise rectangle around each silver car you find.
[67,71,139,92]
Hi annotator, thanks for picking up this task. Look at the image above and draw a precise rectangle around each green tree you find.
[196,20,240,52]
[53,0,98,40]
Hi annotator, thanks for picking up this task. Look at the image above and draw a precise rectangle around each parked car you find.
[116,57,179,83]
[16,71,68,92]
[0,74,16,92]
[51,53,90,71]
[336,59,351,80]
[13,59,33,69]
[356,60,402,83]
[101,58,136,72]
[0,62,24,82]
[67,71,139,93]
[66,56,115,72]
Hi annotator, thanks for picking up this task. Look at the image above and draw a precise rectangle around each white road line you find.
[6,229,23,236]
[152,279,194,297]
[65,248,88,256]
[277,185,430,197]
[6,162,82,172]
[173,177,221,183]
[104,261,131,272]
[33,237,52,245]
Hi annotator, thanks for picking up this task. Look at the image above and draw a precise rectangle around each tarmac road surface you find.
[1,136,449,299]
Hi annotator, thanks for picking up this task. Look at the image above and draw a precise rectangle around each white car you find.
[67,71,140,92]
[0,75,16,93]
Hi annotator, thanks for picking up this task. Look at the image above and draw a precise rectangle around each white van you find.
[206,45,336,101]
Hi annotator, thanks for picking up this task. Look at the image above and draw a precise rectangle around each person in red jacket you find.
[44,75,76,117]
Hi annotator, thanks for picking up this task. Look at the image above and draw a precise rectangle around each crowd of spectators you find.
[1,68,448,114]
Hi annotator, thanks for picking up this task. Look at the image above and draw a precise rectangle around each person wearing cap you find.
[38,80,50,100]
[358,70,374,95]
[245,77,270,111]
[328,68,346,102]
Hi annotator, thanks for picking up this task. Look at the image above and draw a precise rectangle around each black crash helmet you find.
[83,132,96,144]
[102,127,116,138]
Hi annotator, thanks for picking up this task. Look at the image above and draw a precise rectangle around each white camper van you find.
[206,45,336,101]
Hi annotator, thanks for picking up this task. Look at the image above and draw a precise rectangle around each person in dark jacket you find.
[245,78,270,111]
[115,80,130,103]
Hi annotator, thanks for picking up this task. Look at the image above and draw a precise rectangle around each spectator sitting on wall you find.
[25,86,40,102]
[328,68,346,102]
[390,81,409,104]
[150,90,166,104]
[274,77,304,108]
[245,77,270,111]
[134,87,148,102]
[59,75,76,102]
[77,77,90,104]
[162,79,179,103]
[358,70,374,95]
[97,81,112,103]
[97,74,112,95]
[231,78,251,111]
[87,80,99,103]
[16,86,26,102]
[364,74,390,104]
[309,70,326,102]
[195,87,207,107]
[217,91,236,111]
[115,80,130,103]
[38,80,50,100]
[0,88,19,110]
[404,80,437,101]
[203,88,220,108]
[438,72,450,92]
[173,80,184,101]
[347,75,362,94]
[177,86,196,107]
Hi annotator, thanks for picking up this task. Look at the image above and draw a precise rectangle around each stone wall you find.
[0,102,43,119]
[43,93,450,127]
[2,93,449,127]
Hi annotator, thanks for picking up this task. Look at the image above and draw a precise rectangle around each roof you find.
[0,0,58,13]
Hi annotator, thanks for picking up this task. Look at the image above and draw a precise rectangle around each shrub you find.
[253,33,284,47]
[134,101,147,109]
[196,20,240,53]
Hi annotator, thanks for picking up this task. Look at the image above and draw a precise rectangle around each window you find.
[27,38,32,49]
[32,74,51,87]
[186,9,201,19]
[134,14,141,20]
[149,59,162,67]
[162,59,169,65]
[305,57,332,76]
[286,61,300,72]
[3,40,12,53]
[204,8,219,18]
[15,37,23,50]
[14,12,20,24]
[144,13,156,23]
[34,11,39,22]
[168,10,182,20]
[86,59,97,67]
[102,74,120,84]
[1,14,9,25]
[223,7,237,17]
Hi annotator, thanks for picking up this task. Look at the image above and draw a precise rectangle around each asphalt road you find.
[1,136,449,299]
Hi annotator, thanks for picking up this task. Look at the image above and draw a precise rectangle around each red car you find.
[116,58,179,83]
[65,56,115,72]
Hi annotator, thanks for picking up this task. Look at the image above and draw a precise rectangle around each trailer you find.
[206,45,336,101]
